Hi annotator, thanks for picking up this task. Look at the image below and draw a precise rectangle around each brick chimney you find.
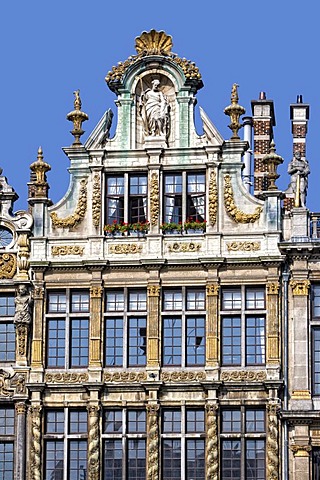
[251,92,276,195]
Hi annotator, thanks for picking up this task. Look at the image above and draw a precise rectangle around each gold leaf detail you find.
[110,244,142,254]
[51,245,84,256]
[150,172,159,226]
[50,179,87,229]
[224,174,262,223]
[226,241,261,252]
[0,253,17,279]
[92,174,101,228]
[135,29,173,56]
[168,242,201,253]
[208,171,218,226]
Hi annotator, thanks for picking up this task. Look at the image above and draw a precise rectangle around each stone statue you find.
[14,285,32,325]
[139,79,170,137]
[287,152,310,207]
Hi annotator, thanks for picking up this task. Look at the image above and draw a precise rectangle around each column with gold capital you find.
[147,403,160,480]
[147,285,160,368]
[206,283,219,367]
[15,402,27,480]
[31,284,44,368]
[266,281,280,365]
[267,402,280,480]
[89,286,103,367]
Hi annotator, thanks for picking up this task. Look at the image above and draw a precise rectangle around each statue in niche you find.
[14,284,32,325]
[139,79,170,138]
[287,152,310,207]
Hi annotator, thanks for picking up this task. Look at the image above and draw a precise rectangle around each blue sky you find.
[1,1,319,211]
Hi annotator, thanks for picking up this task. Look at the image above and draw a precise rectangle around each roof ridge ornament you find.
[66,90,89,146]
[135,30,173,56]
[224,83,246,140]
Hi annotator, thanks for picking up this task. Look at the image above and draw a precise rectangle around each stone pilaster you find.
[15,402,27,480]
[206,283,219,367]
[31,284,44,368]
[29,404,42,480]
[87,405,100,480]
[266,282,280,365]
[267,402,280,480]
[89,286,103,367]
[290,426,311,480]
[205,403,218,480]
[147,403,160,480]
[147,285,160,368]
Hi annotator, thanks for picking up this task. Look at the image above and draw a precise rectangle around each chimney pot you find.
[259,91,266,100]
[297,94,303,103]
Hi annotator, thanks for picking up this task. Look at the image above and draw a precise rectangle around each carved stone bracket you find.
[0,370,26,397]
[104,372,147,383]
[150,172,159,227]
[221,370,267,381]
[226,241,261,252]
[208,171,218,226]
[224,174,262,223]
[0,253,17,279]
[51,245,84,256]
[160,371,206,382]
[92,174,101,228]
[110,244,142,254]
[45,372,89,384]
[168,242,201,253]
[290,280,310,296]
[50,178,87,229]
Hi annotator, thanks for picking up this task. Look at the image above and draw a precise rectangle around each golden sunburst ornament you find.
[135,30,173,56]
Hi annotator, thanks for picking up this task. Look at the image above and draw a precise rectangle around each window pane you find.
[47,319,65,367]
[0,323,15,362]
[106,291,124,311]
[187,173,205,221]
[222,410,241,433]
[162,439,181,480]
[104,439,122,480]
[246,410,265,433]
[222,317,241,365]
[0,442,14,480]
[104,410,122,433]
[105,318,123,367]
[246,288,265,310]
[186,439,205,480]
[186,410,205,433]
[246,316,265,365]
[45,410,64,434]
[70,318,89,367]
[187,288,205,310]
[186,316,205,366]
[127,439,146,480]
[0,294,15,316]
[71,291,89,312]
[128,317,146,366]
[164,174,182,223]
[246,440,265,480]
[313,285,320,318]
[222,289,241,310]
[221,440,241,480]
[69,410,87,434]
[129,290,147,311]
[130,175,147,195]
[129,176,147,224]
[128,411,146,433]
[106,176,124,224]
[163,317,182,366]
[48,292,66,313]
[313,329,320,395]
[163,290,182,310]
[0,407,14,435]
[69,440,87,480]
[45,440,64,480]
[162,410,181,433]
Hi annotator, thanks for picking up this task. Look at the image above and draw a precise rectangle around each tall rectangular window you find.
[0,406,15,480]
[102,409,146,480]
[0,293,15,362]
[161,407,205,480]
[44,409,87,480]
[312,285,320,395]
[163,171,205,224]
[104,288,147,368]
[162,287,206,367]
[46,290,89,369]
[221,408,266,480]
[221,286,266,366]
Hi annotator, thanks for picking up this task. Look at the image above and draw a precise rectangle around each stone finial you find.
[262,140,284,190]
[224,83,246,140]
[29,147,51,198]
[66,90,89,146]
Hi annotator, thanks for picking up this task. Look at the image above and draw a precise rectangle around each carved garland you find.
[267,404,280,480]
[30,405,42,480]
[110,244,142,254]
[221,370,267,381]
[150,172,159,226]
[50,179,87,228]
[88,405,100,480]
[92,174,101,228]
[226,241,261,252]
[51,245,84,256]
[147,404,159,480]
[0,253,17,279]
[206,404,218,480]
[224,174,262,223]
[168,242,201,253]
[104,372,147,383]
[208,171,218,226]
[45,372,89,384]
[160,371,206,382]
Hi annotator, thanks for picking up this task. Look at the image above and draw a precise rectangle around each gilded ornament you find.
[30,405,42,480]
[226,241,261,252]
[87,405,100,480]
[135,30,173,56]
[224,174,262,223]
[206,284,219,296]
[224,83,246,140]
[51,245,85,256]
[29,147,51,198]
[33,287,44,299]
[0,371,26,397]
[267,282,280,295]
[45,372,89,384]
[67,90,89,146]
[0,253,17,279]
[90,286,103,298]
[267,403,280,480]
[290,445,311,457]
[92,174,101,228]
[160,371,206,382]
[290,280,310,296]
[168,242,201,253]
[50,179,88,229]
[220,370,266,381]
[11,373,26,394]
[291,389,311,400]
[17,233,30,279]
[148,285,160,297]
[147,404,160,480]
[208,171,218,226]
[104,371,147,383]
[150,172,159,226]
[16,324,28,357]
[15,402,27,415]
[110,244,142,254]
[206,403,218,480]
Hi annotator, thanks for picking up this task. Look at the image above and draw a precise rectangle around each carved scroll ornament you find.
[209,171,218,225]
[51,245,84,256]
[290,279,310,296]
[0,253,17,279]
[226,241,260,252]
[221,370,266,381]
[0,370,26,397]
[150,172,159,226]
[92,174,101,228]
[50,179,87,229]
[168,242,201,253]
[224,174,262,223]
[160,371,206,382]
[104,371,147,383]
[110,244,142,254]
[45,372,89,384]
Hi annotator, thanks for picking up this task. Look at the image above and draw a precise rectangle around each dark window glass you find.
[222,289,241,310]
[162,410,181,433]
[313,286,320,318]
[128,411,146,434]
[48,292,66,313]
[45,410,64,434]
[0,407,14,435]
[163,317,182,366]
[222,317,241,365]
[0,323,15,362]
[69,410,87,434]
[164,174,182,223]
[187,173,205,221]
[105,318,123,367]
[187,288,205,310]
[222,410,241,433]
[129,175,147,224]
[105,290,124,311]
[71,291,89,313]
[104,439,122,480]
[186,410,205,434]
[70,318,89,367]
[128,317,146,366]
[0,443,14,479]
[186,439,205,480]
[313,328,320,395]
[221,440,241,480]
[104,410,122,433]
[312,448,320,480]
[127,439,146,480]
[163,290,182,310]
[129,290,147,311]
[69,440,87,480]
[0,294,15,316]
[162,439,181,480]
[45,440,64,480]
[47,319,66,367]
[246,410,265,433]
[246,316,265,365]
[246,288,265,310]
[106,176,125,224]
[246,440,265,479]
[186,316,205,366]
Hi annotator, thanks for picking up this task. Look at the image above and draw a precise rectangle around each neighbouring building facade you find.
[0,29,319,480]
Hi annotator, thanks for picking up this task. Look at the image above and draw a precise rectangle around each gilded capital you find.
[267,282,280,295]
[290,279,310,296]
[290,444,311,457]
[90,286,103,298]
[148,285,160,297]
[206,284,219,296]
[15,402,27,415]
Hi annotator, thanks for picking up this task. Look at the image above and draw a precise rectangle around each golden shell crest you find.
[135,30,173,56]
